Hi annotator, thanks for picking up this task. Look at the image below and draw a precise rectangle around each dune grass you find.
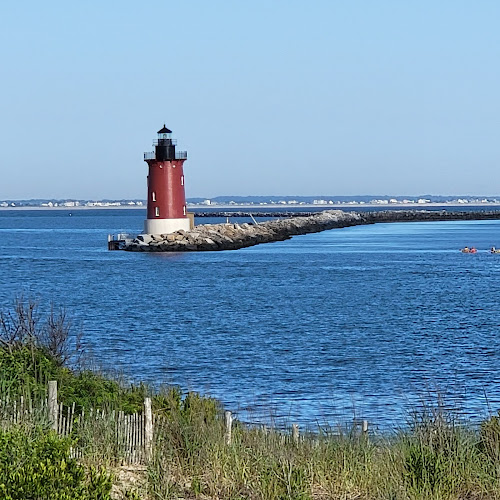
[145,393,500,500]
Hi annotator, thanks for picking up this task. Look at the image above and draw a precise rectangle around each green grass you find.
[148,406,500,500]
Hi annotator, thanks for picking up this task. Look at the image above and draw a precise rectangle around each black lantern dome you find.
[155,124,176,160]
[144,124,187,161]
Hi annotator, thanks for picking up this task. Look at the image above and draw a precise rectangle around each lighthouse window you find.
[183,206,186,216]
[151,192,156,202]
[181,176,184,186]
[155,207,160,217]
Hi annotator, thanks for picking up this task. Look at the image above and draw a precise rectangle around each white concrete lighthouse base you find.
[143,218,191,236]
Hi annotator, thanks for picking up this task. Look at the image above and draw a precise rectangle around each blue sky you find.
[1,1,499,199]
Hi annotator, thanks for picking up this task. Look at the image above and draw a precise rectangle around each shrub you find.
[0,296,80,367]
[0,345,61,397]
[58,371,148,414]
[0,425,111,499]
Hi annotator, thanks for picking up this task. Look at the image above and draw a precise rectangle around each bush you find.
[0,345,61,397]
[0,296,79,367]
[0,298,150,415]
[0,426,111,499]
[58,371,148,414]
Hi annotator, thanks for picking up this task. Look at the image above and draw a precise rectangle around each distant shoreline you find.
[3,202,500,211]
[0,205,145,211]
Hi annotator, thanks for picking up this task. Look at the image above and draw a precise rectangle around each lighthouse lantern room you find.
[143,125,190,235]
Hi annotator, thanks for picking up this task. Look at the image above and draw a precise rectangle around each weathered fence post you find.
[48,380,58,431]
[144,397,153,461]
[224,410,233,445]
[292,423,299,445]
[362,420,368,434]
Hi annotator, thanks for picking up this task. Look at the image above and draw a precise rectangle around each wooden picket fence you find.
[66,406,151,464]
[0,381,368,465]
[0,381,153,464]
[0,381,239,465]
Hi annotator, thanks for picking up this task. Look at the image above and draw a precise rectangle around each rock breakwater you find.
[122,209,500,252]
[364,209,500,224]
[124,210,363,252]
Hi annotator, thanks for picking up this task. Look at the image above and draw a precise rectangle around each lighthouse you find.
[143,125,190,235]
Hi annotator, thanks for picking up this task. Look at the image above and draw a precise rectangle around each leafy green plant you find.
[58,371,148,414]
[0,425,112,499]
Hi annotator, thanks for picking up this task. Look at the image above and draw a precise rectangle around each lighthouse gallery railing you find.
[143,151,188,160]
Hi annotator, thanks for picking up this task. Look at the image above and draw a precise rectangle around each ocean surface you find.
[1,208,500,430]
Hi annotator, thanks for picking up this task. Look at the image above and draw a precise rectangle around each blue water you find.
[1,208,500,429]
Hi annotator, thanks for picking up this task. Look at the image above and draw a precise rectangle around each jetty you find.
[109,209,500,252]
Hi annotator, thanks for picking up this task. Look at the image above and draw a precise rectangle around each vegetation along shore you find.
[2,298,500,499]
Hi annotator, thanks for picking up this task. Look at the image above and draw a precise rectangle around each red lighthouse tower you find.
[143,125,190,235]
